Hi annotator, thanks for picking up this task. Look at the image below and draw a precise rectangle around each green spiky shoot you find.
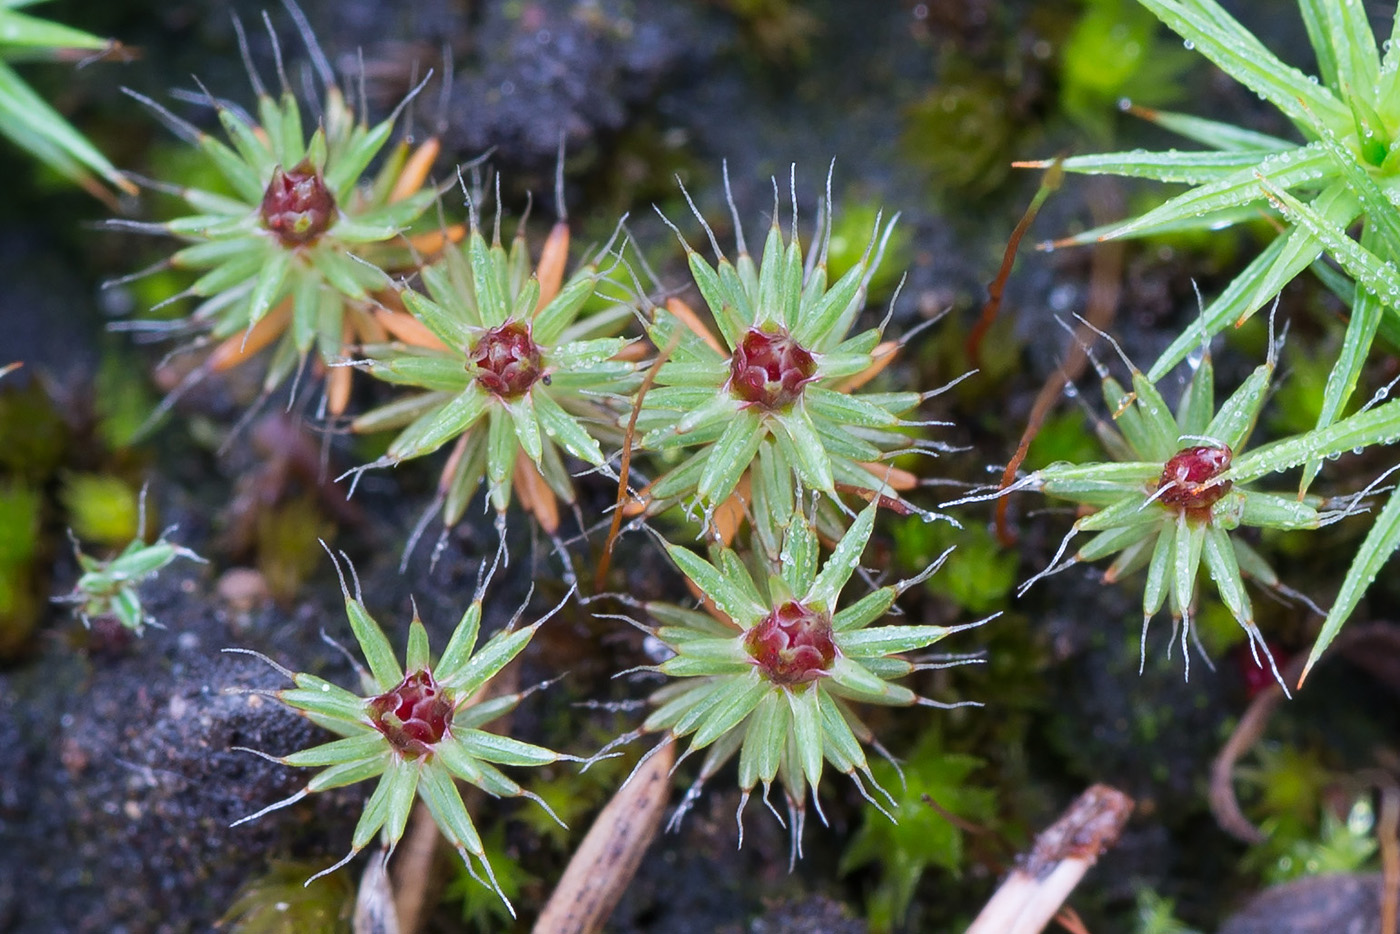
[55,489,204,634]
[1015,324,1351,692]
[634,166,952,546]
[1019,0,1400,476]
[229,549,575,916]
[0,0,134,202]
[117,4,439,415]
[348,189,638,548]
[598,499,983,862]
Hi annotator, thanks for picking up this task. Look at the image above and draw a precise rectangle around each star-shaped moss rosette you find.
[0,0,135,202]
[56,525,204,634]
[634,171,947,544]
[600,499,982,859]
[349,209,638,540]
[117,11,440,415]
[1017,0,1400,483]
[1018,333,1350,689]
[230,552,574,914]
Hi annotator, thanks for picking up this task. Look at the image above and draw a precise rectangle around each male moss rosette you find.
[613,500,979,857]
[1022,338,1342,689]
[635,174,933,540]
[1019,0,1400,468]
[350,213,637,535]
[231,555,572,913]
[123,15,438,410]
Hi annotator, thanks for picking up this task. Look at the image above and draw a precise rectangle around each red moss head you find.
[729,327,817,410]
[743,600,837,686]
[260,161,337,247]
[469,321,544,398]
[368,669,454,758]
[1157,444,1233,513]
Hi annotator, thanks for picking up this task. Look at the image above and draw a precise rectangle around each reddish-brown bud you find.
[1157,444,1233,513]
[368,670,454,758]
[260,161,337,247]
[728,327,817,410]
[469,321,544,398]
[744,600,837,686]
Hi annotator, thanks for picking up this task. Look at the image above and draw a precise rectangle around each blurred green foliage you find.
[1134,890,1203,934]
[1232,743,1381,884]
[60,472,138,546]
[893,516,1015,614]
[1249,797,1379,885]
[1023,408,1102,472]
[217,861,352,934]
[841,730,996,933]
[443,824,535,933]
[255,495,335,604]
[1058,0,1191,140]
[826,195,913,303]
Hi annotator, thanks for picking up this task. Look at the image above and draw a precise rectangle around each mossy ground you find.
[2,1,1397,932]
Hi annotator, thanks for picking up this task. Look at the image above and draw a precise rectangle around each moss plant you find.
[1011,331,1346,689]
[55,491,204,635]
[229,551,576,914]
[598,499,983,859]
[117,7,440,415]
[1018,0,1400,677]
[635,168,951,547]
[349,198,638,545]
[840,730,996,933]
[218,861,353,934]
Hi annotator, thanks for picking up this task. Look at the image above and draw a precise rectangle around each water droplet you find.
[1183,40,1195,50]
[1347,798,1375,834]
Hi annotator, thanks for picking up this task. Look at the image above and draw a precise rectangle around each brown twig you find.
[1209,624,1400,845]
[595,333,679,593]
[389,805,443,934]
[965,784,1133,934]
[1054,906,1092,934]
[532,743,676,934]
[1380,782,1399,934]
[995,178,1124,545]
[966,158,1065,368]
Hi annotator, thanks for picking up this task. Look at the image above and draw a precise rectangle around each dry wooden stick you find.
[532,742,677,934]
[1380,782,1399,934]
[389,805,443,934]
[965,784,1133,934]
[354,850,400,934]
